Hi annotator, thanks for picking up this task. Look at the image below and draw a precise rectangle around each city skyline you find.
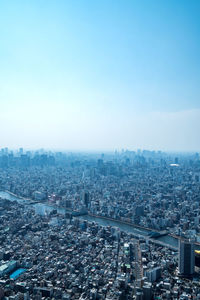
[0,0,200,151]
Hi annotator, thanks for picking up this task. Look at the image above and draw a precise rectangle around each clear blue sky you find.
[0,0,199,151]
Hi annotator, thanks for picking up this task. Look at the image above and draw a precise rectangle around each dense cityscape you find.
[0,148,200,299]
[1,0,199,298]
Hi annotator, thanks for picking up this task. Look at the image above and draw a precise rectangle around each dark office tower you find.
[19,148,23,155]
[178,239,194,276]
[143,283,152,300]
[82,191,89,208]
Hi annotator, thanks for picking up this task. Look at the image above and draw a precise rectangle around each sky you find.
[0,0,200,152]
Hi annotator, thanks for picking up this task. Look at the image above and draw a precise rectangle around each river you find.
[0,191,185,250]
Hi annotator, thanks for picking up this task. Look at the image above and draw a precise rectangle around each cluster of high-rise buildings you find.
[0,148,55,169]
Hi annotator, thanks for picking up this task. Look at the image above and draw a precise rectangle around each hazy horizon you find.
[0,1,200,152]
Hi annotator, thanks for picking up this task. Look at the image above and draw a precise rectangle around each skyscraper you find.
[178,239,194,276]
[82,191,89,208]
